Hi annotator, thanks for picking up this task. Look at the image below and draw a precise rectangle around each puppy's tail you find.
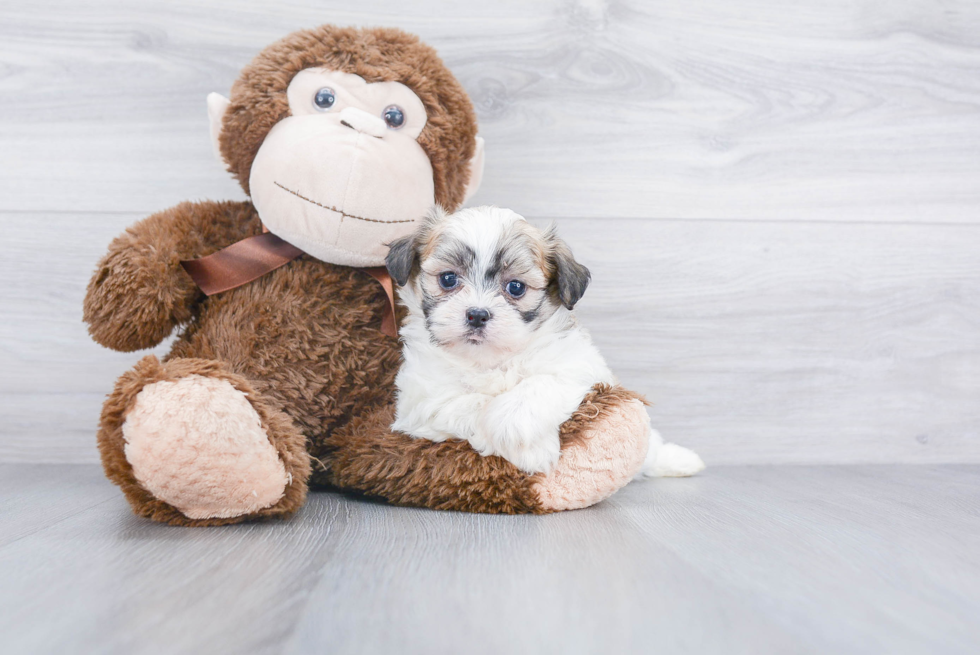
[637,429,706,478]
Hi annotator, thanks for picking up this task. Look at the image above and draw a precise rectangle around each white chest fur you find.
[392,315,617,473]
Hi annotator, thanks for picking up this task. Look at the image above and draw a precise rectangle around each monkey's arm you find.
[319,385,650,514]
[83,200,261,352]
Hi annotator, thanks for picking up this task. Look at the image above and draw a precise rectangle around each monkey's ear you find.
[385,235,418,287]
[207,92,231,163]
[545,225,591,309]
[462,136,485,202]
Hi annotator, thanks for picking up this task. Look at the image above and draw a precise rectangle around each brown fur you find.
[220,25,478,210]
[83,201,259,352]
[87,197,407,525]
[318,404,542,514]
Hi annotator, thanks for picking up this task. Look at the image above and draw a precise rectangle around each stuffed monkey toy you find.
[83,25,651,526]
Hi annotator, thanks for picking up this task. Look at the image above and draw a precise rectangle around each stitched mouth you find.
[274,181,416,225]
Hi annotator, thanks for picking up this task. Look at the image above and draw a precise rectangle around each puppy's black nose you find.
[465,308,491,329]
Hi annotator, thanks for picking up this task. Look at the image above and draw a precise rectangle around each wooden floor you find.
[1,464,977,655]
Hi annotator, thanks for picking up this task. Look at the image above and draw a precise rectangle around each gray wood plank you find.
[0,465,344,655]
[1,1,978,220]
[284,484,810,655]
[0,464,977,654]
[606,465,980,654]
[0,211,173,463]
[0,463,118,548]
[3,212,978,465]
[557,217,980,465]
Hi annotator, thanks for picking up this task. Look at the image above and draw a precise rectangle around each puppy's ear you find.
[545,224,591,309]
[386,205,449,286]
[385,235,417,287]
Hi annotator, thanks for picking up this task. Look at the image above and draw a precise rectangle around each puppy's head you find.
[386,206,590,360]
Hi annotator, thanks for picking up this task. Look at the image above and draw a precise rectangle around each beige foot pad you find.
[122,374,288,520]
[533,399,650,511]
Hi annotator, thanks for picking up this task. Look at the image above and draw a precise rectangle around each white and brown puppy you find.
[385,206,704,477]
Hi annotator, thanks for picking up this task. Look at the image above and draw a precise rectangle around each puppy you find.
[385,206,704,477]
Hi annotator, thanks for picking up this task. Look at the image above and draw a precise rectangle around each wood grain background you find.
[1,0,978,464]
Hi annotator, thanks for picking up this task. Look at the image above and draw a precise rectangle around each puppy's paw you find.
[498,436,562,475]
[481,395,562,474]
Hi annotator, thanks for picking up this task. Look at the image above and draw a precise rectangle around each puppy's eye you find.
[438,272,458,290]
[383,105,405,129]
[313,87,336,110]
[506,280,526,298]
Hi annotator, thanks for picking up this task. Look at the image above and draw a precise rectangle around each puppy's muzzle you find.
[465,308,491,329]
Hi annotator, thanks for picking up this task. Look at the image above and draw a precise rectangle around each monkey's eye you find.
[438,272,458,290]
[383,105,405,129]
[313,87,336,110]
[506,280,526,298]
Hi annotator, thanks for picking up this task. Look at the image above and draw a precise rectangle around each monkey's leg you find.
[98,355,311,526]
[318,385,649,514]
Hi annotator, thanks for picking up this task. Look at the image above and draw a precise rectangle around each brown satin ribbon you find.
[180,232,303,295]
[362,266,398,338]
[180,232,398,338]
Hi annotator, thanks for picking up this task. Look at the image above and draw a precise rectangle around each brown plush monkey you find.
[83,25,650,526]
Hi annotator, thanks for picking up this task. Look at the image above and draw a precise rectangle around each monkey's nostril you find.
[340,118,382,139]
[337,107,387,138]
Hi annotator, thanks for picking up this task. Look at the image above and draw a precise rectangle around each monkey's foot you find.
[124,375,289,519]
[99,356,310,526]
[533,387,650,511]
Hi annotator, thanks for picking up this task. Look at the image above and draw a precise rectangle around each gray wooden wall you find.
[2,0,978,465]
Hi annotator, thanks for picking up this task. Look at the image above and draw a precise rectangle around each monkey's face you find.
[247,69,436,267]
